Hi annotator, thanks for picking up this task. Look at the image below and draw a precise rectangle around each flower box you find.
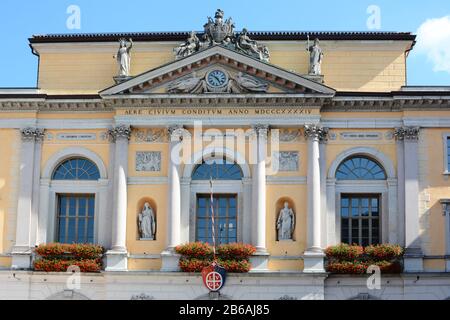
[33,243,104,272]
[364,244,403,261]
[324,243,364,261]
[175,242,256,273]
[325,243,404,274]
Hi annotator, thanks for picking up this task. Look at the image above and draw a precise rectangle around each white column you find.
[30,131,44,247]
[441,201,450,272]
[396,138,406,247]
[255,124,268,253]
[161,125,184,271]
[105,124,131,271]
[303,125,327,272]
[249,124,269,271]
[395,127,423,272]
[387,178,398,244]
[12,128,44,269]
[242,178,253,244]
[319,140,327,247]
[180,177,191,244]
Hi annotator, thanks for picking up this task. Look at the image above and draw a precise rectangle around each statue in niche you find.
[307,37,323,75]
[276,202,295,241]
[174,31,201,59]
[115,38,133,77]
[138,202,156,240]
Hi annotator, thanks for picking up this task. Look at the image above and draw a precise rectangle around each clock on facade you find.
[206,70,228,87]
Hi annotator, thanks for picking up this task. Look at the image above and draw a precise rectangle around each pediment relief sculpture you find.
[174,9,269,62]
[167,69,269,94]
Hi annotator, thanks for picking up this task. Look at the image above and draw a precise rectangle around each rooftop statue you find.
[115,38,133,77]
[173,9,270,62]
[307,36,323,75]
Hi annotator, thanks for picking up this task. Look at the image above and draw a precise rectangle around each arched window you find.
[52,157,100,244]
[336,156,386,180]
[52,158,100,180]
[192,159,243,180]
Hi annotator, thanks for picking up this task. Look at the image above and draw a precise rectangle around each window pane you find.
[341,207,349,218]
[336,157,386,180]
[57,195,95,244]
[341,198,349,207]
[52,158,100,181]
[196,195,237,244]
[192,161,243,180]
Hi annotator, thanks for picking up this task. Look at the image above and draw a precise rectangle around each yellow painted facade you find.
[1,27,449,276]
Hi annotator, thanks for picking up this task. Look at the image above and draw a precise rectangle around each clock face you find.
[206,70,228,87]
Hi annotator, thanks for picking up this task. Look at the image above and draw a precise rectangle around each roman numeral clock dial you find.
[206,70,228,88]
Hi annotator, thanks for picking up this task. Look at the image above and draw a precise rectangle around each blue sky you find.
[1,0,449,88]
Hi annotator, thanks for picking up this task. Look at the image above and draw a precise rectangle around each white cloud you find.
[415,15,450,74]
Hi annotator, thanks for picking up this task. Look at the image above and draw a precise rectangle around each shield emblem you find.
[209,24,230,43]
[201,262,227,292]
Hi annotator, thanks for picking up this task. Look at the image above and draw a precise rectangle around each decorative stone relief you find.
[173,9,269,62]
[278,129,301,143]
[134,129,168,143]
[276,202,295,241]
[138,202,156,240]
[273,151,299,172]
[166,70,268,94]
[136,151,161,172]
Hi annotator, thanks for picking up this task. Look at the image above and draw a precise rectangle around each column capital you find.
[167,124,189,141]
[394,126,420,141]
[109,124,131,142]
[252,124,269,137]
[20,127,45,142]
[304,124,329,142]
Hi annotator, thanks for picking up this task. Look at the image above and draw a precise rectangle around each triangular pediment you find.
[100,45,335,96]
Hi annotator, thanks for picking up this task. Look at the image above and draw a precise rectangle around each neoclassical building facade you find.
[1,10,450,299]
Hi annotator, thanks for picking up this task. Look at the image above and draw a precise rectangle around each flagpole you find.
[209,177,216,262]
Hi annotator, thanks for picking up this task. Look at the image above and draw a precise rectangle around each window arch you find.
[52,157,100,181]
[336,156,386,180]
[192,158,243,180]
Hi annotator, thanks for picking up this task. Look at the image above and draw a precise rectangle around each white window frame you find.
[39,147,110,247]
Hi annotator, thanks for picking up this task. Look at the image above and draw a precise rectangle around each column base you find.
[160,250,181,272]
[403,248,424,273]
[303,250,325,273]
[249,252,270,272]
[104,250,128,271]
[11,249,32,270]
